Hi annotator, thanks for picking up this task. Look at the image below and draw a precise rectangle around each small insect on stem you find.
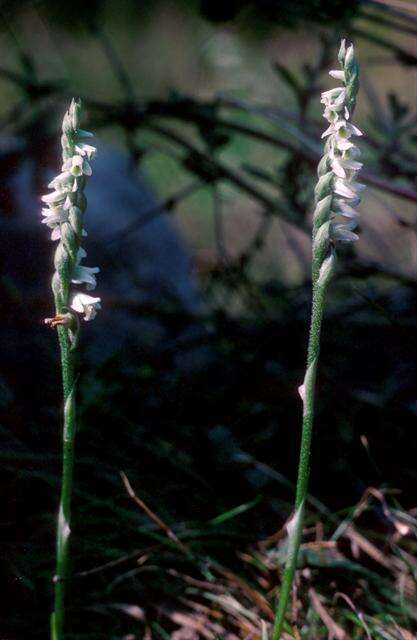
[44,313,73,328]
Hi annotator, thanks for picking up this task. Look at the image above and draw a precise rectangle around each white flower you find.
[41,206,67,227]
[48,171,73,191]
[345,44,355,67]
[51,227,62,241]
[334,201,360,219]
[330,220,359,242]
[41,206,68,240]
[75,143,96,160]
[329,70,345,81]
[76,247,87,261]
[72,265,100,290]
[71,293,101,321]
[342,144,361,159]
[335,120,363,138]
[41,190,67,206]
[319,41,365,244]
[321,87,346,106]
[334,178,365,199]
[322,119,362,140]
[329,146,363,179]
[41,103,100,321]
[71,248,99,290]
[63,154,92,177]
[76,129,94,139]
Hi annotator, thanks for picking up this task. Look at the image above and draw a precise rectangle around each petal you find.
[75,143,96,159]
[335,201,360,219]
[76,129,94,139]
[351,181,366,192]
[41,213,61,226]
[331,225,359,242]
[70,293,101,320]
[82,160,92,176]
[48,171,72,189]
[331,157,346,178]
[41,190,65,204]
[321,124,334,138]
[70,294,84,313]
[321,87,344,101]
[345,160,363,171]
[334,178,358,199]
[329,70,346,81]
[349,124,363,137]
[332,90,347,108]
[335,138,354,151]
[76,247,87,262]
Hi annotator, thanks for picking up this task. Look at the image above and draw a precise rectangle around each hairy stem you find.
[51,323,77,640]
[45,98,98,639]
[272,275,328,639]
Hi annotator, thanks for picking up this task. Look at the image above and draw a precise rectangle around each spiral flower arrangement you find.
[42,99,99,640]
[42,98,100,328]
[272,40,365,639]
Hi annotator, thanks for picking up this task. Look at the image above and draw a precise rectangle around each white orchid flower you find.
[41,107,100,320]
[62,154,92,177]
[319,43,365,244]
[70,292,101,321]
[75,143,96,159]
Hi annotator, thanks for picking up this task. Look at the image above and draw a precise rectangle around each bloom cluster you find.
[42,99,101,322]
[320,39,365,243]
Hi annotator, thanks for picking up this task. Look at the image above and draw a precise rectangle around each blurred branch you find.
[93,27,136,103]
[80,92,417,205]
[145,122,296,224]
[365,0,417,22]
[358,8,417,36]
[214,97,417,204]
[107,181,203,243]
[352,26,417,66]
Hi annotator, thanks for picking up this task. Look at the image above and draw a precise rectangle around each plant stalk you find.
[51,322,77,640]
[272,274,329,639]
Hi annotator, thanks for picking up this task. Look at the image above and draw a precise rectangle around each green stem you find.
[272,276,328,639]
[51,324,77,640]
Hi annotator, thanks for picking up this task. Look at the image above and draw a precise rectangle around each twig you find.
[120,471,189,553]
[144,122,295,223]
[309,588,348,640]
[58,549,146,581]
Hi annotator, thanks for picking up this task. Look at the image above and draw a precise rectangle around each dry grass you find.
[104,484,417,639]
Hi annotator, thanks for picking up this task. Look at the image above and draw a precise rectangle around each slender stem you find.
[51,324,77,640]
[272,277,328,639]
[46,98,97,639]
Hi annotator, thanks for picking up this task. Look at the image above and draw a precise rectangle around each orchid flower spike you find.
[311,39,365,289]
[272,41,365,638]
[41,99,100,323]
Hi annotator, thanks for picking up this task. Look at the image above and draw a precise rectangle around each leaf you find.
[208,495,262,526]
